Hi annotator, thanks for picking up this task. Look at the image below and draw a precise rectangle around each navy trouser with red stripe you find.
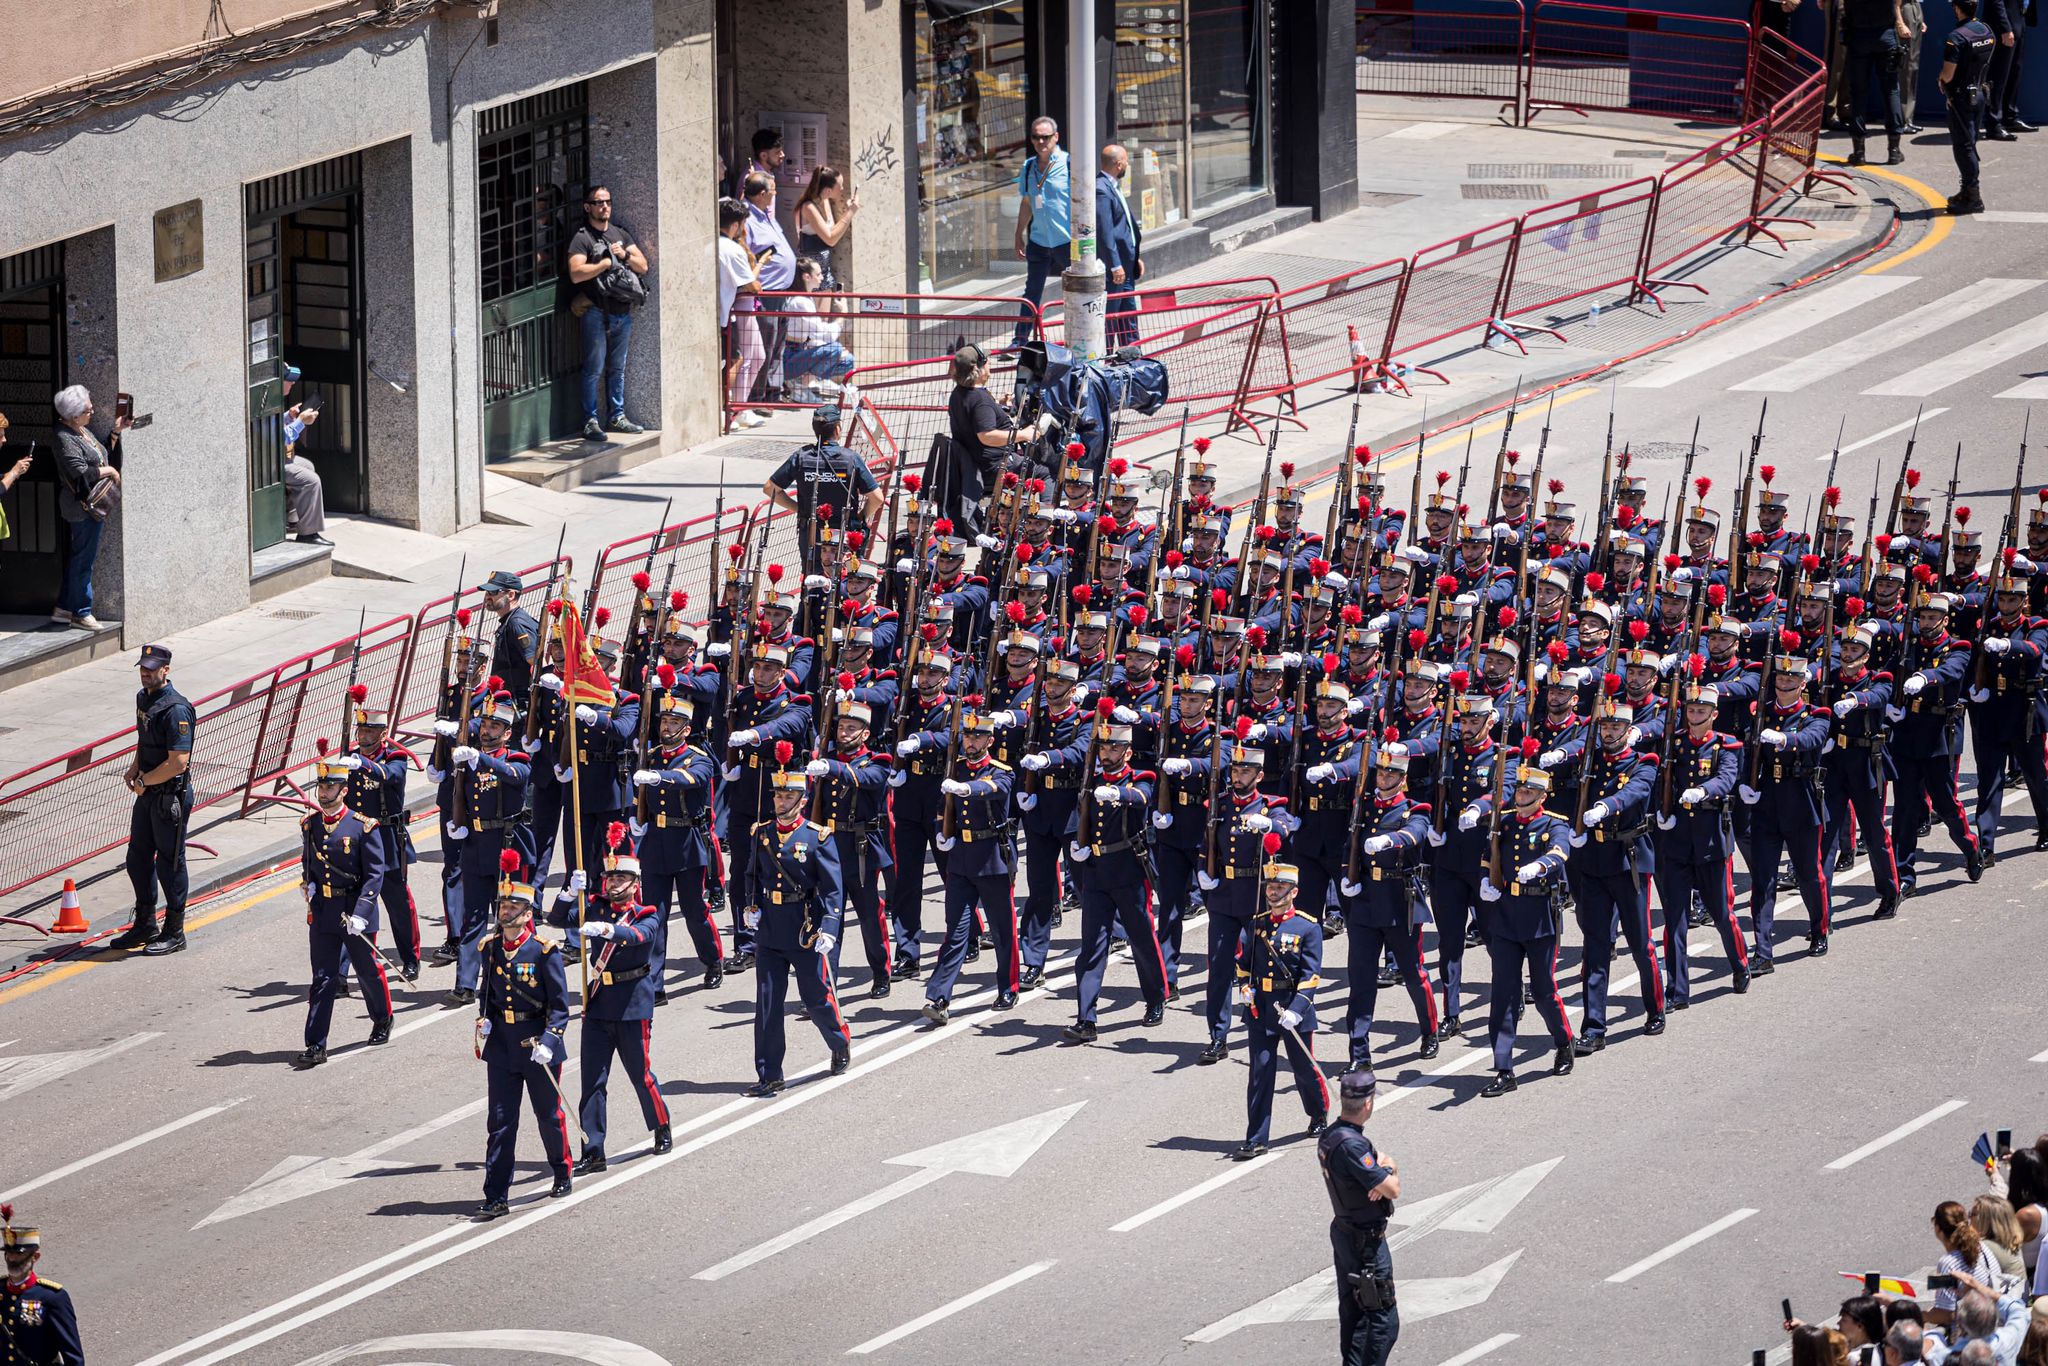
[579,1015,669,1157]
[1823,769,1900,901]
[1203,910,1252,1046]
[1072,880,1168,1024]
[754,943,848,1084]
[643,869,724,975]
[1570,866,1663,1039]
[306,929,392,1048]
[483,1047,571,1202]
[1342,919,1437,1066]
[1653,852,1745,1005]
[1892,754,1977,892]
[1743,813,1830,960]
[1244,1012,1328,1147]
[373,833,422,970]
[1487,935,1572,1071]
[926,871,1020,1002]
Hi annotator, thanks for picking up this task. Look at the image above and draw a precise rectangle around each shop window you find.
[915,1,1031,292]
[1113,1,1190,232]
[1188,0,1268,210]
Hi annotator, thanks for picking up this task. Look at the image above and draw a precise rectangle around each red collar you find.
[662,744,688,758]
[6,1272,34,1293]
[1514,807,1544,824]
[775,819,803,833]
[321,804,351,824]
[965,755,992,771]
[1374,792,1404,809]
[503,927,533,953]
[1232,788,1262,806]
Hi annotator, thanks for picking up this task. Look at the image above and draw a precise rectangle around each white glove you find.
[629,818,648,838]
[1986,636,2012,654]
[936,834,958,851]
[941,779,971,796]
[1760,728,1788,748]
[813,933,836,956]
[339,754,364,771]
[1516,861,1545,883]
[302,884,313,903]
[743,907,762,930]
[1341,879,1364,897]
[1278,1009,1302,1029]
[1680,786,1707,806]
[1582,802,1609,827]
[989,709,1020,728]
[575,704,600,725]
[1625,726,1643,748]
[1656,813,1677,830]
[1245,723,1269,740]
[1458,806,1481,832]
[1346,696,1366,715]
[1036,412,1059,436]
[1363,834,1394,855]
[345,914,368,935]
[1198,871,1220,890]
[898,737,921,756]
[830,687,855,703]
[804,574,832,590]
[1885,705,1906,722]
[433,718,460,739]
[537,673,563,693]
[805,759,831,778]
[454,745,480,769]
[1279,651,1303,668]
[705,642,731,658]
[1069,842,1092,862]
[722,765,742,782]
[1049,507,1078,524]
[1112,705,1139,724]
[426,765,446,783]
[1307,763,1337,784]
[633,768,662,787]
[1236,983,1252,1006]
[1568,829,1588,849]
[1738,783,1761,805]
[583,919,614,940]
[888,769,908,787]
[1093,785,1122,804]
[523,734,543,755]
[1903,673,1927,696]
[975,534,1002,552]
[731,729,761,748]
[1492,522,1514,541]
[531,1041,556,1067]
[1969,686,1992,704]
[1658,654,1679,677]
[1170,565,1194,581]
[1539,749,1566,769]
[1479,877,1502,901]
[1241,812,1272,832]
[446,823,470,841]
[554,765,575,784]
[1426,828,1447,846]
[1369,612,1392,631]
[1018,792,1039,810]
[1832,697,1858,717]
[567,870,587,894]
[1322,572,1348,591]
[1162,757,1193,776]
[1021,752,1050,771]
[895,557,917,574]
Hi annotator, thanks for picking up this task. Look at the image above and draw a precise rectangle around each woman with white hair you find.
[51,383,126,630]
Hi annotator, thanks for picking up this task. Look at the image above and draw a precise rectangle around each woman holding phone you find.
[0,413,31,542]
[52,383,126,631]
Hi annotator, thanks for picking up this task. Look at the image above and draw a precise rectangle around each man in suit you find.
[1097,143,1144,349]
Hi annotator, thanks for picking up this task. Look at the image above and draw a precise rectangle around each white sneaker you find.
[814,380,844,397]
[49,607,72,624]
[734,411,767,430]
[751,409,773,421]
[72,613,103,630]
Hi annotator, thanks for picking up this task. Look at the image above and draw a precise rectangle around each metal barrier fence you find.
[1356,0,1527,110]
[390,556,572,744]
[1524,3,1754,124]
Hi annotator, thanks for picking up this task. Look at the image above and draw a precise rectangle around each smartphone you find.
[129,413,153,430]
[1998,1128,2013,1155]
[116,392,133,421]
[1928,1273,1958,1290]
[1781,1298,1793,1324]
[1754,1353,1768,1366]
[1863,1271,1881,1294]
[758,244,777,258]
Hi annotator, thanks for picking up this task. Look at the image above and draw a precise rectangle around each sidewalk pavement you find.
[0,101,1894,952]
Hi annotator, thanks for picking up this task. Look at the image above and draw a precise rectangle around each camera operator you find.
[1318,1068,1400,1366]
[945,343,1054,532]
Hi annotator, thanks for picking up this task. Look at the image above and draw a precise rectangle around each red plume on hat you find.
[1262,832,1284,856]
[1246,625,1268,648]
[933,519,954,537]
[2003,546,2019,566]
[919,622,940,641]
[1435,573,1459,594]
[1341,603,1364,625]
[1097,696,1118,718]
[1072,584,1093,605]
[1547,640,1569,663]
[1129,605,1150,628]
[1235,714,1254,739]
[1615,505,1638,529]
[1176,643,1197,667]
[1548,477,1565,496]
[1354,443,1373,463]
[1663,553,1682,571]
[1874,533,1893,554]
[1824,486,1842,508]
[1066,440,1087,462]
[1585,571,1606,593]
[1628,619,1649,642]
[1256,524,1276,543]
[1098,514,1120,535]
[1748,531,1766,548]
[2038,487,2048,504]
[348,683,368,704]
[499,849,522,875]
[1505,449,1521,467]
[1800,553,1821,573]
[631,570,652,593]
[1780,629,1801,652]
[1192,436,1212,455]
[902,472,923,492]
[1310,557,1331,577]
[836,670,856,692]
[840,596,861,620]
[657,663,677,687]
[606,820,627,852]
[1905,468,1922,490]
[1321,651,1340,675]
[316,736,331,756]
[1448,668,1471,690]
[547,598,567,617]
[1015,541,1036,564]
[1000,470,1020,490]
[1006,600,1028,623]
[1164,549,1184,569]
[1956,507,1971,526]
[765,563,785,585]
[1408,627,1427,651]
[456,607,472,627]
[486,675,504,691]
[1708,583,1727,606]
[1694,476,1712,499]
[1686,652,1705,678]
[1212,588,1230,611]
[775,740,795,766]
[1109,457,1129,478]
[670,590,689,611]
[727,543,745,562]
[1279,461,1296,480]
[1602,671,1623,695]
[1497,606,1518,629]
[1618,449,1633,471]
[1913,562,1936,584]
[847,531,866,551]
[1759,464,1776,485]
[1436,469,1452,488]
[593,606,612,629]
[1843,596,1866,619]
[1457,503,1470,517]
[1520,737,1540,760]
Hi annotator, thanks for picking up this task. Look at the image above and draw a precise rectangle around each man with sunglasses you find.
[1011,116,1072,345]
[566,185,649,441]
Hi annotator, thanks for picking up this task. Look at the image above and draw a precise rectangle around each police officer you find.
[763,403,886,559]
[744,762,852,1096]
[474,855,573,1220]
[1939,0,1997,214]
[1475,745,1576,1097]
[1318,1069,1399,1366]
[2,1210,82,1366]
[573,826,672,1173]
[1234,859,1329,1160]
[295,751,393,1068]
[342,697,423,980]
[110,643,197,956]
[478,569,540,696]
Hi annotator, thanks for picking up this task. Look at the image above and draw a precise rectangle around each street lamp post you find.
[1061,0,1106,363]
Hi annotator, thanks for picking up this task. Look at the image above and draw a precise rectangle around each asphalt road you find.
[7,130,2048,1366]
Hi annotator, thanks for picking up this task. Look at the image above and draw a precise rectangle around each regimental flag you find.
[552,599,616,708]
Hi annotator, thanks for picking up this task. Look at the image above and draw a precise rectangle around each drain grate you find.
[1628,440,1714,462]
[1797,203,1862,221]
[1468,162,1614,179]
[1462,183,1551,200]
[1612,146,1683,160]
[267,609,318,621]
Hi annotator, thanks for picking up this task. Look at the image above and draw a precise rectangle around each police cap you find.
[1339,1068,1378,1101]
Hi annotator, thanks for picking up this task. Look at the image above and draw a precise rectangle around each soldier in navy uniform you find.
[341,697,423,980]
[804,700,895,996]
[572,827,673,1173]
[474,856,572,1220]
[1286,677,1367,932]
[111,643,198,956]
[1889,592,1985,894]
[629,696,727,992]
[2,1211,82,1366]
[1738,643,1835,964]
[1820,619,1901,916]
[1194,737,1297,1063]
[295,751,393,1068]
[923,705,1021,1022]
[1148,671,1217,996]
[723,642,817,969]
[1017,659,1089,987]
[744,762,851,1096]
[1652,676,1751,1007]
[1063,715,1171,1043]
[1966,563,2048,862]
[427,627,492,964]
[543,644,640,950]
[1474,747,1576,1097]
[1336,739,1441,1065]
[1426,684,1501,1035]
[889,634,958,979]
[478,569,540,696]
[1567,694,1665,1049]
[1233,859,1330,1159]
[444,692,533,1006]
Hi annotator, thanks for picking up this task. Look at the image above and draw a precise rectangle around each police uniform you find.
[1236,870,1330,1152]
[1335,750,1441,1066]
[630,705,726,986]
[1,1215,83,1366]
[298,770,393,1062]
[746,775,851,1091]
[118,644,196,952]
[476,874,572,1216]
[575,849,672,1170]
[480,569,540,697]
[1318,1081,1399,1366]
[766,416,878,554]
[1942,5,1996,207]
[925,713,1021,1016]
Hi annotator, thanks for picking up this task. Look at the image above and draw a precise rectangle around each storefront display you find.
[914,2,1031,292]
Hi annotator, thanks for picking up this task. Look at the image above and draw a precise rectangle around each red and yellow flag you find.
[553,600,616,708]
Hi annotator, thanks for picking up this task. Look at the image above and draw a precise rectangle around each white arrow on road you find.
[196,1098,485,1228]
[1184,1156,1558,1343]
[693,1103,1086,1281]
[0,1031,159,1103]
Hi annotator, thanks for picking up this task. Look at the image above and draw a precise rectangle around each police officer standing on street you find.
[1940,0,1998,213]
[763,403,886,559]
[1318,1068,1400,1366]
[111,644,197,956]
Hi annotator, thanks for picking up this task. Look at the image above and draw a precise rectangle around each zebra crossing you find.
[1625,271,2048,397]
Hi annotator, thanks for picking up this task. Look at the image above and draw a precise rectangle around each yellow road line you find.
[1814,153,1954,275]
[0,875,299,1008]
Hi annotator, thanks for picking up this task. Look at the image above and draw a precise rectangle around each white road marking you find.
[287,1330,671,1365]
[1111,1150,1287,1233]
[1605,1207,1758,1283]
[1973,211,2048,223]
[1812,410,1949,461]
[330,999,470,1062]
[1825,1098,1969,1170]
[846,1260,1057,1355]
[0,1031,160,1102]
[1996,376,2048,400]
[1731,278,2043,393]
[1864,312,2048,396]
[1624,275,1916,390]
[1186,1252,1525,1342]
[1392,1156,1564,1235]
[1382,122,1464,140]
[694,1104,1084,1278]
[0,1098,249,1201]
[1437,1334,1520,1366]
[2032,1046,2048,1062]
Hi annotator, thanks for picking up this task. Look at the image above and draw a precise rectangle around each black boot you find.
[1419,1030,1440,1061]
[108,917,159,952]
[1480,1069,1518,1098]
[1887,137,1904,164]
[653,1122,672,1154]
[1848,142,1868,165]
[574,1151,608,1175]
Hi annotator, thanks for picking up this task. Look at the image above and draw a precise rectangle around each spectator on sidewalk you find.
[743,172,797,406]
[781,256,856,401]
[1011,116,1071,346]
[795,165,860,290]
[1844,0,1913,165]
[1924,1287,2029,1364]
[279,364,331,547]
[717,197,767,431]
[1790,1323,1851,1366]
[0,412,30,543]
[52,383,125,631]
[1932,1200,2003,1330]
[1097,142,1143,348]
[737,126,785,200]
[1983,0,2026,137]
[1901,0,1929,130]
[2020,1301,2048,1366]
[1973,1194,2030,1282]
[566,185,650,441]
[1888,1319,1926,1365]
[1995,1145,2047,1283]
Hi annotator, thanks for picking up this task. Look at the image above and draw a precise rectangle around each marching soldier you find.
[1820,615,1902,916]
[805,700,895,997]
[629,696,728,993]
[111,643,196,956]
[2,1210,82,1366]
[1475,742,1576,1097]
[474,854,573,1220]
[1016,658,1088,986]
[743,757,851,1095]
[1289,676,1368,931]
[1652,672,1751,1007]
[478,569,540,696]
[1568,687,1664,1050]
[1335,737,1441,1065]
[1888,592,1985,894]
[1063,709,1170,1044]
[723,642,817,969]
[1195,731,1298,1063]
[1426,680,1500,1035]
[1149,671,1217,996]
[1233,856,1330,1160]
[889,633,958,980]
[295,748,393,1068]
[1736,639,1835,965]
[573,826,672,1173]
[442,691,533,1007]
[341,692,423,980]
[1966,558,2048,863]
[924,704,1021,1023]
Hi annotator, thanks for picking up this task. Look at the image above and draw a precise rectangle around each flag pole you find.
[558,586,591,1008]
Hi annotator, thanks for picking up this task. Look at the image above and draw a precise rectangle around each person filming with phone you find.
[1318,1068,1400,1365]
[51,383,127,632]
[278,363,331,546]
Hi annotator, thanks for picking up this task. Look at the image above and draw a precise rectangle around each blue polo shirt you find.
[1017,149,1072,249]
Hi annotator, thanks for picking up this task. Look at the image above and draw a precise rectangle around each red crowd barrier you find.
[1268,258,1411,398]
[1524,3,1754,124]
[390,556,571,744]
[1356,0,1527,111]
[1498,175,1662,332]
[585,505,757,640]
[1387,216,1523,365]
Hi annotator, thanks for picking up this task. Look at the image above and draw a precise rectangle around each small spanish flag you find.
[1838,1271,1918,1298]
[1971,1131,1997,1177]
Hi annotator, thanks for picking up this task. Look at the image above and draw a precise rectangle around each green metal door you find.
[0,245,66,613]
[245,216,288,552]
[478,83,589,461]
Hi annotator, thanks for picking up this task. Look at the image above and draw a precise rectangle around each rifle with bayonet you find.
[1884,406,1925,538]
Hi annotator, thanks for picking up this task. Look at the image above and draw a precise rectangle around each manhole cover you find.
[1611,146,1682,159]
[1628,440,1713,462]
[1462,183,1551,200]
[1468,162,1613,178]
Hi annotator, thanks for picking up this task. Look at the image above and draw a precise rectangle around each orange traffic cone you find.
[51,878,88,934]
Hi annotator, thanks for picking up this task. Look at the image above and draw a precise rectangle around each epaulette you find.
[989,760,1012,772]
[1133,769,1156,782]
[361,817,380,833]
[807,820,831,836]
[37,1279,60,1290]
[618,690,641,704]
[1265,795,1290,808]
[751,817,775,835]
[1635,752,1659,767]
[1719,736,1744,749]
[875,609,900,622]
[538,937,559,954]
[504,751,532,765]
[1408,800,1432,814]
[879,669,900,680]
[967,575,989,588]
[301,811,318,828]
